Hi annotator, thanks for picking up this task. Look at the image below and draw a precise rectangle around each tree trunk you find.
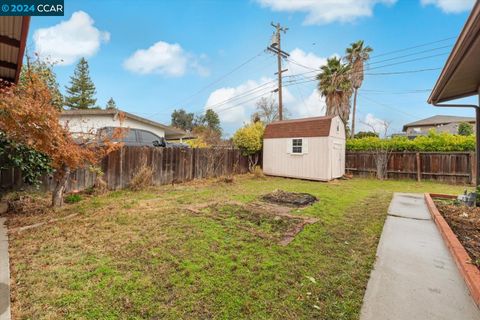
[52,164,70,207]
[351,88,358,139]
[375,151,389,180]
[248,154,259,173]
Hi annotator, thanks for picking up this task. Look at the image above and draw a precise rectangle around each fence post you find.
[416,152,421,182]
[471,151,476,185]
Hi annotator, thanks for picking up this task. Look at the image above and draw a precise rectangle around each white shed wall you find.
[329,136,346,178]
[263,137,333,181]
[59,114,166,138]
[263,116,346,181]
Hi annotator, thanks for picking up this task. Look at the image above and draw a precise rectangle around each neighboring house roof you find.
[264,116,334,139]
[0,16,30,84]
[428,1,480,103]
[61,109,191,139]
[402,115,475,131]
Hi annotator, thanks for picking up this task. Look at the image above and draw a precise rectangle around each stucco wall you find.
[59,114,166,138]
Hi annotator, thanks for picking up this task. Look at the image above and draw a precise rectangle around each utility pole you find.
[267,22,289,121]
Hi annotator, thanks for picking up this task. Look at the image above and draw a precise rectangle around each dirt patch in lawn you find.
[435,201,480,268]
[185,201,318,245]
[261,190,318,207]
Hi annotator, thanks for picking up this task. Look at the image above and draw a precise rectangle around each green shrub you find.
[458,122,474,136]
[346,131,475,152]
[65,194,82,204]
[0,132,52,186]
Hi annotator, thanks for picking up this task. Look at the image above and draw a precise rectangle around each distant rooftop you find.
[402,115,475,131]
[61,108,191,139]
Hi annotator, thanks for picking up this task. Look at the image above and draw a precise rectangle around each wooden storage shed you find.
[263,116,345,181]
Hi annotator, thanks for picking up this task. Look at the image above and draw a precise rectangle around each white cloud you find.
[293,89,326,118]
[123,41,209,77]
[358,113,390,136]
[256,0,396,24]
[286,48,328,75]
[420,0,474,13]
[204,80,326,135]
[33,11,110,66]
[204,77,276,125]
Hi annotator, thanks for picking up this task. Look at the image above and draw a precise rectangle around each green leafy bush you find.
[0,133,52,186]
[64,194,82,204]
[458,122,474,136]
[347,131,475,152]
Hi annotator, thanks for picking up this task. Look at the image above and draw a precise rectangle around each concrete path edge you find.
[425,193,480,309]
[0,217,11,320]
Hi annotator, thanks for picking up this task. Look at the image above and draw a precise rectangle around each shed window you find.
[292,139,303,154]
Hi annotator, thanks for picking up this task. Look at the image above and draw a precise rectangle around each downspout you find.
[431,99,479,187]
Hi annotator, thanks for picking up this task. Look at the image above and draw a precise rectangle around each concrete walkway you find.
[360,193,480,320]
[0,217,10,320]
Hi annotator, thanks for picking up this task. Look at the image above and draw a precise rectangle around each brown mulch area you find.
[185,200,319,246]
[435,201,480,268]
[261,190,318,207]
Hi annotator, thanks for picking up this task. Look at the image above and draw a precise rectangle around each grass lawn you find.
[7,176,463,319]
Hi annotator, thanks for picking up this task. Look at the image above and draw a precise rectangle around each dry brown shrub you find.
[253,166,265,179]
[5,193,50,215]
[129,163,154,191]
[218,176,235,184]
[93,175,108,195]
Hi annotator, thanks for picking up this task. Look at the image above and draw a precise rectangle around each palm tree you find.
[316,57,352,130]
[345,40,373,138]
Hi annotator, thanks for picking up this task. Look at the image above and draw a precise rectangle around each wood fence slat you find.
[346,151,472,184]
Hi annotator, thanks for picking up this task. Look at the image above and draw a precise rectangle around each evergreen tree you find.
[19,56,63,110]
[105,97,117,110]
[203,109,221,134]
[171,109,194,131]
[458,122,474,136]
[64,58,97,109]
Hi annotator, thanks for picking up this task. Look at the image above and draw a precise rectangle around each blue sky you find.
[26,0,476,136]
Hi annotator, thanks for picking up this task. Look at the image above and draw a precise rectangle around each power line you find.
[284,51,449,84]
[283,38,454,75]
[163,36,454,120]
[175,49,267,107]
[286,61,308,110]
[358,94,423,120]
[370,36,456,59]
[215,90,274,115]
[367,44,452,66]
[364,67,442,75]
[361,88,431,93]
[203,82,276,113]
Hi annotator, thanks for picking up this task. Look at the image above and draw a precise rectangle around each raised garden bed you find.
[425,193,480,309]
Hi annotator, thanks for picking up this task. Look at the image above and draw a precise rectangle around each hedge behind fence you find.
[346,132,475,152]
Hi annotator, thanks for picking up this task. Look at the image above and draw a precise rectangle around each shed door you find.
[332,143,345,178]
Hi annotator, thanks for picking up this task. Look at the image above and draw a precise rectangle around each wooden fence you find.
[0,146,250,192]
[346,151,475,184]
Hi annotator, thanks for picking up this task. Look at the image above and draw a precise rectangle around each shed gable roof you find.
[264,116,334,139]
